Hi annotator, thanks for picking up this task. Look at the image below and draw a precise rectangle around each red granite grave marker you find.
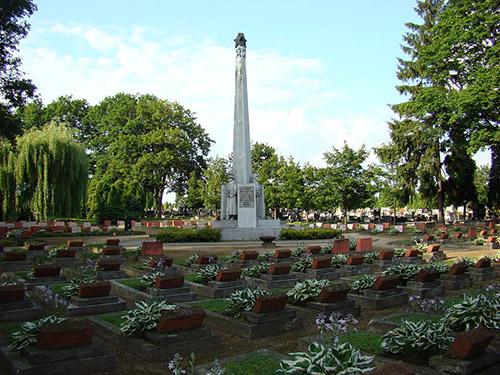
[405,249,418,257]
[253,294,287,313]
[415,268,439,282]
[216,269,241,282]
[196,255,217,264]
[37,321,94,349]
[105,238,120,246]
[312,256,332,269]
[150,257,173,268]
[274,249,291,259]
[157,306,205,333]
[33,264,61,277]
[449,263,467,275]
[372,275,400,291]
[346,255,364,265]
[78,281,111,298]
[467,228,477,238]
[240,250,258,260]
[423,235,434,241]
[305,245,321,254]
[475,258,491,268]
[268,264,291,275]
[155,274,185,289]
[97,260,121,271]
[446,327,493,360]
[454,233,463,238]
[378,251,394,260]
[316,284,349,303]
[26,242,44,251]
[140,241,163,256]
[102,246,121,255]
[486,236,497,243]
[56,249,76,258]
[5,252,27,261]
[331,238,349,254]
[0,284,25,303]
[356,237,372,251]
[67,240,84,247]
[427,244,441,252]
[366,361,414,375]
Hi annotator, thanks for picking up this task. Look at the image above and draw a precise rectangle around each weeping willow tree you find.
[0,140,17,220]
[14,122,89,220]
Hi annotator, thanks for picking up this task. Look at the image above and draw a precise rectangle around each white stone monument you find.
[214,33,281,240]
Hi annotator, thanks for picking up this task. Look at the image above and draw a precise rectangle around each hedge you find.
[279,228,342,240]
[156,227,221,243]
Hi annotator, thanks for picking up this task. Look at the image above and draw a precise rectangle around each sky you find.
[18,0,490,169]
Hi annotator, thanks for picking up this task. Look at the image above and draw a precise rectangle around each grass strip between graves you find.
[191,299,228,314]
[339,332,385,355]
[100,312,127,328]
[115,278,147,291]
[223,353,281,375]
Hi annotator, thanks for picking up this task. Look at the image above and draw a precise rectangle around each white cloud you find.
[20,24,390,168]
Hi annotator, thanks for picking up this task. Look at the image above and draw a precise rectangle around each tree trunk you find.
[435,142,445,224]
[488,143,500,212]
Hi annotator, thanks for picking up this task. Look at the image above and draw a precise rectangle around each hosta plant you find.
[362,251,378,264]
[392,248,406,257]
[121,300,178,335]
[142,271,168,287]
[321,242,333,254]
[292,244,306,257]
[196,264,221,283]
[224,287,268,317]
[330,254,348,267]
[423,261,449,274]
[10,315,67,351]
[185,253,199,266]
[349,239,357,251]
[287,279,329,303]
[242,262,271,278]
[291,256,313,273]
[384,263,420,282]
[62,276,98,297]
[226,250,242,263]
[260,250,275,260]
[412,240,428,254]
[473,237,486,245]
[457,257,475,268]
[381,320,453,358]
[350,275,377,293]
[443,294,500,331]
[277,341,374,375]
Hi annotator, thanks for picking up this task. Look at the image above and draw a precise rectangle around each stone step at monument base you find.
[304,268,340,281]
[215,226,282,241]
[51,258,81,267]
[399,256,426,265]
[370,260,394,273]
[429,350,500,375]
[0,261,32,272]
[25,276,67,289]
[248,274,298,290]
[423,251,446,262]
[440,274,472,290]
[186,280,246,298]
[404,280,444,299]
[349,288,408,311]
[203,308,303,339]
[64,295,126,316]
[0,340,116,375]
[88,316,221,361]
[467,267,499,283]
[233,259,260,268]
[290,299,361,322]
[0,299,42,322]
[145,286,197,303]
[96,270,128,280]
[339,265,372,277]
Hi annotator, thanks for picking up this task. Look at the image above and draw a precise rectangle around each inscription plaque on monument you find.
[239,186,255,208]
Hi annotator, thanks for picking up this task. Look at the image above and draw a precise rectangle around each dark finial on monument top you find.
[234,33,247,48]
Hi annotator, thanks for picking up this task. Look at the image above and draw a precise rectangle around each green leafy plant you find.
[393,248,406,257]
[383,263,420,282]
[473,237,486,245]
[196,264,221,283]
[120,301,178,335]
[362,251,378,264]
[412,240,428,254]
[185,253,199,266]
[381,320,453,358]
[349,239,357,251]
[61,276,97,297]
[260,250,275,260]
[224,287,268,317]
[277,341,374,375]
[226,250,242,264]
[350,275,377,293]
[287,279,329,303]
[141,271,168,287]
[291,256,313,273]
[9,315,68,351]
[443,294,500,331]
[331,254,348,267]
[423,261,449,274]
[156,228,221,242]
[280,228,342,240]
[457,257,475,268]
[242,262,271,278]
[291,243,306,257]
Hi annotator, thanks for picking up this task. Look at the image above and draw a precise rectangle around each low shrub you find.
[224,287,268,317]
[280,228,342,241]
[196,264,221,283]
[350,275,377,293]
[290,256,313,273]
[242,262,271,278]
[287,279,329,303]
[381,320,453,359]
[331,254,348,267]
[156,227,221,243]
[383,263,420,282]
[443,293,500,331]
[120,301,178,335]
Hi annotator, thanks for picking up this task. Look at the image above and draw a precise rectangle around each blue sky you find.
[18,0,490,167]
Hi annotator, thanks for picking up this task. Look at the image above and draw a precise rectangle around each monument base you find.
[212,219,281,241]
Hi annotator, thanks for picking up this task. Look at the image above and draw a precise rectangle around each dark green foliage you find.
[280,228,342,240]
[156,227,221,242]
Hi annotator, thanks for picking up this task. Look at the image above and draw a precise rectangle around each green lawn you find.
[49,282,67,296]
[339,332,384,355]
[388,313,441,324]
[99,312,126,328]
[191,299,228,314]
[115,278,147,291]
[223,353,281,375]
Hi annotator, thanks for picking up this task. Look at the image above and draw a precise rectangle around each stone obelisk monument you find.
[216,33,281,240]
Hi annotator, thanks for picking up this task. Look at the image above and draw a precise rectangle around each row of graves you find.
[0,218,212,239]
[0,234,500,374]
